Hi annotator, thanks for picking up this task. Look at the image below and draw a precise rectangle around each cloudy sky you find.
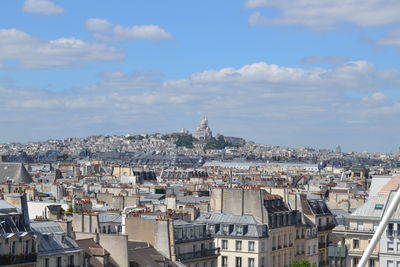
[1,0,400,152]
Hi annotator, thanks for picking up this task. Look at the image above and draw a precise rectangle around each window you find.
[388,241,394,251]
[11,241,16,255]
[236,240,242,251]
[248,241,255,252]
[261,257,265,267]
[56,257,62,267]
[368,259,375,267]
[222,256,228,267]
[235,257,242,267]
[353,258,359,267]
[248,258,255,267]
[223,225,229,234]
[25,240,29,254]
[236,225,243,235]
[45,258,50,267]
[353,239,360,249]
[190,228,194,238]
[261,240,265,252]
[182,229,187,238]
[388,223,394,236]
[222,240,228,249]
[209,225,215,233]
[313,244,316,254]
[68,255,74,265]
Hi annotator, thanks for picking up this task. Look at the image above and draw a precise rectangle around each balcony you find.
[318,223,336,232]
[177,248,220,261]
[0,253,37,266]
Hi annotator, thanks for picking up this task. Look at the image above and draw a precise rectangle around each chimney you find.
[58,220,74,239]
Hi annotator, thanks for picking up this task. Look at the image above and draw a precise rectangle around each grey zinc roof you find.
[30,220,82,256]
[386,191,400,221]
[197,212,258,225]
[196,212,267,238]
[0,200,18,212]
[0,163,33,183]
[369,176,392,198]
[98,213,122,223]
[176,196,210,204]
[351,194,388,218]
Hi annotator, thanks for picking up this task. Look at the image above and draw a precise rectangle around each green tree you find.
[204,135,236,150]
[174,134,195,148]
[290,259,316,267]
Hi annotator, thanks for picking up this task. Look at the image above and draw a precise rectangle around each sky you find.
[1,0,400,153]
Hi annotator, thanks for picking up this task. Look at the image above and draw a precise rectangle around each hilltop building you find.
[196,117,213,140]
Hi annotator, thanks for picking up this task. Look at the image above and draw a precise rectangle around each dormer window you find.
[223,225,229,235]
[209,225,215,233]
[236,225,243,235]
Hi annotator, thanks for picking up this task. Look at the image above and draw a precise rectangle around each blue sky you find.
[2,0,400,152]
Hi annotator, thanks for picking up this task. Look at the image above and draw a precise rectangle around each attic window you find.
[375,204,384,210]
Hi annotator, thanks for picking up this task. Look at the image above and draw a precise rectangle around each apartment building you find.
[197,212,268,267]
[333,194,385,267]
[124,214,219,266]
[0,197,37,267]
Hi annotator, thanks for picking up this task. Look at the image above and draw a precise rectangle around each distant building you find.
[0,162,33,183]
[335,145,342,154]
[224,136,246,146]
[195,117,213,140]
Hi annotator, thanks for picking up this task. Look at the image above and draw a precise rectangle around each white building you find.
[195,117,213,140]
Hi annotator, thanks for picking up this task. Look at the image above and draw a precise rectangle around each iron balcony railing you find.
[0,253,37,266]
[177,248,220,261]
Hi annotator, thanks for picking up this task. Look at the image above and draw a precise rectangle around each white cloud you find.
[86,18,112,33]
[0,29,124,69]
[246,0,400,30]
[3,60,400,150]
[22,0,64,15]
[361,92,388,104]
[301,56,348,65]
[86,18,173,41]
[377,29,400,46]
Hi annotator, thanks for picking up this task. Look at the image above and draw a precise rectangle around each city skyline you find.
[2,0,400,152]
